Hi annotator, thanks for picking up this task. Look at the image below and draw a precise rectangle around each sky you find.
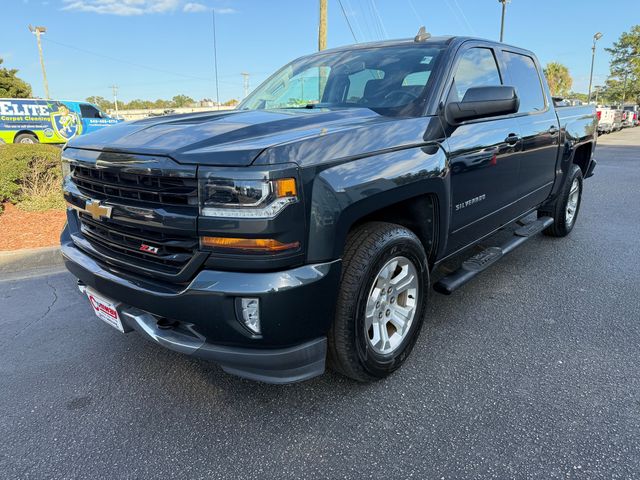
[3,0,640,103]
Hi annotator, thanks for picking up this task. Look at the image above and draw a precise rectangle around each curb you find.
[0,246,63,274]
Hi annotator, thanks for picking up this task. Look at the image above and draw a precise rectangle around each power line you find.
[407,0,424,26]
[370,0,388,39]
[42,37,213,83]
[338,0,358,43]
[450,0,476,34]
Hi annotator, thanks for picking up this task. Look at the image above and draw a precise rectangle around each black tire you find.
[538,164,583,237]
[15,133,39,144]
[327,222,429,382]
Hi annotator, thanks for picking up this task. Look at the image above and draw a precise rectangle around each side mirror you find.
[445,86,519,124]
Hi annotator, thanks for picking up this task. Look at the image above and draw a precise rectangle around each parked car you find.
[0,98,122,144]
[61,34,597,384]
[597,106,623,134]
[622,105,638,127]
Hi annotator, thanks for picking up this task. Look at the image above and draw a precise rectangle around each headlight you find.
[200,176,298,218]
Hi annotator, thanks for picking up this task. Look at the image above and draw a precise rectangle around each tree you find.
[543,62,573,97]
[0,58,32,98]
[222,98,239,106]
[171,95,194,108]
[86,96,113,111]
[604,25,640,105]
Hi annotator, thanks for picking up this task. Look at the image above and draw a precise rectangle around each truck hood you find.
[66,108,393,166]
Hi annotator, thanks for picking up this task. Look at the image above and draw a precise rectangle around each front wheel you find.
[327,222,429,382]
[538,164,583,237]
[15,133,39,144]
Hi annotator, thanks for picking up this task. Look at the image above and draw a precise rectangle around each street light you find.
[498,0,511,43]
[587,32,603,104]
[28,24,50,99]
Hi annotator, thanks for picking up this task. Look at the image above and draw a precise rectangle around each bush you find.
[0,143,64,212]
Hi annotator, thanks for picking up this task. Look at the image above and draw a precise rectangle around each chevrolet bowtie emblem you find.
[84,199,112,220]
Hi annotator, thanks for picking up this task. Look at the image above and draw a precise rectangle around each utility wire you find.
[407,0,424,27]
[42,37,213,83]
[450,0,476,34]
[338,0,359,43]
[370,0,388,39]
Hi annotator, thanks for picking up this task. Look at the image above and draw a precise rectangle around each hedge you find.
[0,143,64,213]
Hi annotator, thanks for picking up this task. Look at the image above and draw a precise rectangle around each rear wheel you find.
[538,164,583,237]
[327,222,429,382]
[15,133,38,144]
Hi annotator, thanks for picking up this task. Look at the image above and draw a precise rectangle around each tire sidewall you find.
[351,234,428,378]
[558,166,583,235]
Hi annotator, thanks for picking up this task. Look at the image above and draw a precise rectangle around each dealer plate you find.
[85,288,124,332]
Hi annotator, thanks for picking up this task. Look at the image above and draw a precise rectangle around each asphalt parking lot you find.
[2,127,640,479]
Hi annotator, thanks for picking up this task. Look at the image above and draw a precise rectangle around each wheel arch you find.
[305,145,450,264]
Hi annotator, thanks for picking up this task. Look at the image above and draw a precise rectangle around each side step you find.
[433,216,553,295]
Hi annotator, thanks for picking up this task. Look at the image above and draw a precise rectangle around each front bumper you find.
[62,229,342,384]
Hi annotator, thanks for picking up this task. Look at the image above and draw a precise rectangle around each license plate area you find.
[85,287,124,332]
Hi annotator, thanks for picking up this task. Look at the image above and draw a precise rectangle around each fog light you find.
[237,297,260,334]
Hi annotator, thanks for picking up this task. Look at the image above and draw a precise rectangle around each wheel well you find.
[572,143,592,176]
[14,130,38,142]
[351,194,437,262]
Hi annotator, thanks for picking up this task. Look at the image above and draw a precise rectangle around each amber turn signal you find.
[201,236,300,252]
[275,178,297,198]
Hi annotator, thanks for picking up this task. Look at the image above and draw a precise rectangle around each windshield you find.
[238,44,445,118]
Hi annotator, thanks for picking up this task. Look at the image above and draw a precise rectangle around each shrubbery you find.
[0,143,64,213]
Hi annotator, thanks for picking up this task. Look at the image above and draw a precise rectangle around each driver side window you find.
[450,48,502,102]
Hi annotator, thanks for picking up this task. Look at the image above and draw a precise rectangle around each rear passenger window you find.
[503,52,546,113]
[80,104,101,118]
[450,48,502,101]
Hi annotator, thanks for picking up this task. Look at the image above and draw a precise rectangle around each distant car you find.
[0,98,122,144]
[622,105,638,127]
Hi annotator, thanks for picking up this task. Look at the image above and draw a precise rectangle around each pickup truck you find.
[61,34,597,384]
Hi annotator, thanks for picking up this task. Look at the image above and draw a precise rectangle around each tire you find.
[15,133,39,144]
[538,164,583,237]
[327,222,429,382]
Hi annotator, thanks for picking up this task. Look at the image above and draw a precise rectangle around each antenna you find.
[414,26,431,42]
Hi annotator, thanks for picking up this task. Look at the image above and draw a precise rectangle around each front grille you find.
[71,164,198,208]
[78,212,198,274]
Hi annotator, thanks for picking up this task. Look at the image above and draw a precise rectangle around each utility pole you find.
[212,9,220,110]
[28,25,50,99]
[319,0,327,51]
[587,32,603,103]
[109,84,119,118]
[241,72,250,99]
[498,0,509,42]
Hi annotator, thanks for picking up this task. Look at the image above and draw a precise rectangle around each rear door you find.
[444,44,523,253]
[499,50,558,207]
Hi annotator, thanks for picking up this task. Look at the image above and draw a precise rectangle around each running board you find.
[433,216,554,295]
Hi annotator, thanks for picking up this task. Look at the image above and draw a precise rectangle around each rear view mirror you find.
[445,86,519,124]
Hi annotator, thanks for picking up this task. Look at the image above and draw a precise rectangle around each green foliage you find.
[171,94,195,108]
[86,96,114,111]
[603,25,640,104]
[0,57,32,98]
[543,62,573,97]
[0,144,63,213]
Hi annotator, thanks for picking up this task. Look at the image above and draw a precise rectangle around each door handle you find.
[548,126,559,136]
[505,133,520,146]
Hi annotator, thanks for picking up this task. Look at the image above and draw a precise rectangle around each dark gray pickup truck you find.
[61,35,597,383]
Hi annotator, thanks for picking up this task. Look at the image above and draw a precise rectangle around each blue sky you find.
[4,0,639,103]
